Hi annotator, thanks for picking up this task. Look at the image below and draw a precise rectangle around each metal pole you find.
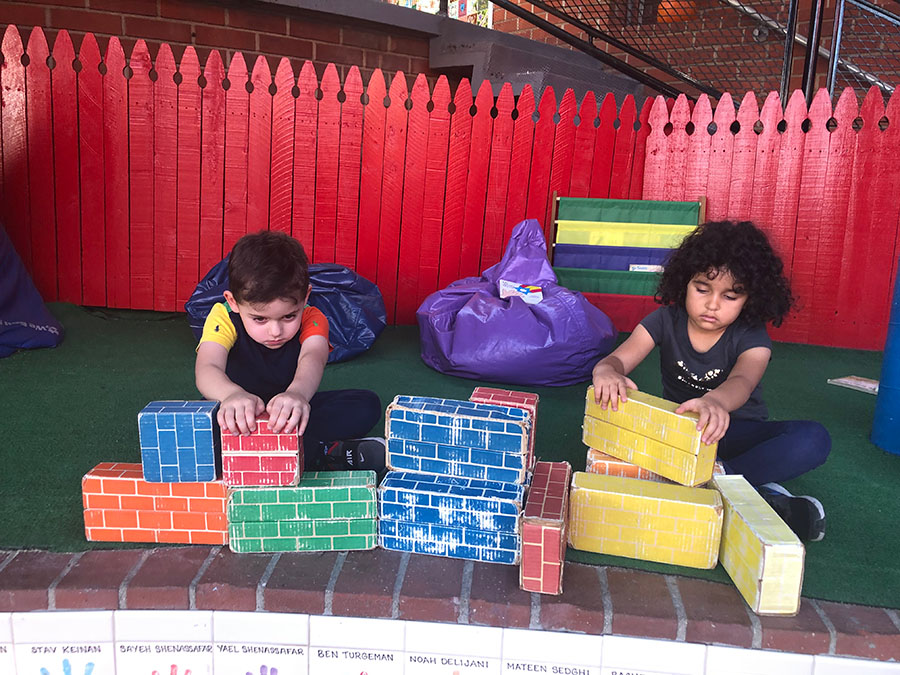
[802,0,827,104]
[780,0,801,102]
[827,0,846,97]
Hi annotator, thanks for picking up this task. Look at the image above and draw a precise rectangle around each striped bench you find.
[550,196,705,331]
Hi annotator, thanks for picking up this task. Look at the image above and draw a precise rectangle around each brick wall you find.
[0,0,442,85]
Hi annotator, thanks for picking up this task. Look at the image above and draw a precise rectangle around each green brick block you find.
[230,531,377,553]
[349,519,378,536]
[332,534,376,550]
[295,502,337,520]
[302,471,376,487]
[229,504,263,521]
[313,487,350,503]
[234,488,282,505]
[229,537,264,553]
[261,504,299,521]
[332,500,376,519]
[278,520,316,537]
[313,519,352,537]
[230,521,280,539]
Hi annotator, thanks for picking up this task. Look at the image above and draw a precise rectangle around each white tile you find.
[309,616,404,675]
[115,610,214,675]
[13,611,115,675]
[114,609,213,641]
[0,613,12,642]
[213,611,309,675]
[502,627,601,669]
[706,646,813,675]
[600,636,706,675]
[814,655,900,674]
[406,621,503,657]
[0,614,15,675]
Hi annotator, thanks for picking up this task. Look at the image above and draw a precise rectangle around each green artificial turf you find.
[1,303,897,608]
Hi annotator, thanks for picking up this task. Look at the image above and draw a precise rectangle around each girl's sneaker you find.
[757,483,826,542]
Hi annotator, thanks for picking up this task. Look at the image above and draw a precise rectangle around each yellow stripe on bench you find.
[555,220,697,248]
[712,475,805,616]
[568,472,723,569]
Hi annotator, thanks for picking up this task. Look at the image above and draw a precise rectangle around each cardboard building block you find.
[221,413,303,487]
[378,471,524,564]
[386,395,530,484]
[583,387,717,487]
[469,387,539,471]
[138,400,219,482]
[586,449,726,483]
[82,462,227,545]
[227,470,377,553]
[520,461,572,595]
[568,471,723,569]
[712,475,805,615]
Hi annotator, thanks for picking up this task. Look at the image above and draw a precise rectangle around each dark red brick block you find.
[676,577,753,648]
[1,4,48,28]
[606,568,678,640]
[759,598,831,655]
[289,18,340,44]
[539,562,605,634]
[91,0,158,16]
[263,552,339,615]
[194,25,256,52]
[123,16,193,44]
[126,546,212,609]
[160,0,226,25]
[0,551,75,611]
[331,549,404,618]
[228,7,287,35]
[820,600,900,661]
[54,549,144,609]
[315,43,363,67]
[342,27,388,52]
[398,554,465,622]
[258,34,313,61]
[195,547,274,611]
[48,7,122,34]
[469,562,531,628]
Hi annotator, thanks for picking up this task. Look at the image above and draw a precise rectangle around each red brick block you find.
[520,461,570,594]
[123,16,193,44]
[0,552,76,611]
[469,563,531,628]
[316,42,363,67]
[54,549,144,610]
[222,413,302,486]
[758,598,831,654]
[194,547,274,610]
[819,600,900,661]
[676,576,753,648]
[48,7,122,34]
[2,4,48,27]
[538,562,606,634]
[606,568,678,640]
[228,7,287,35]
[194,24,256,51]
[331,549,405,618]
[264,552,339,614]
[289,18,340,43]
[398,554,466,622]
[91,0,158,16]
[125,547,212,610]
[342,27,388,51]
[258,34,313,60]
[160,0,225,24]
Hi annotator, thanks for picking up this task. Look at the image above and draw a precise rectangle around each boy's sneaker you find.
[757,482,826,542]
[322,437,386,473]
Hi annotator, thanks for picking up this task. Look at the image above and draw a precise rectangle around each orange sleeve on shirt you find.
[299,306,329,344]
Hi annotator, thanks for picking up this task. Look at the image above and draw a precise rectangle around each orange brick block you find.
[82,462,227,545]
[587,449,727,484]
[520,461,571,594]
[470,387,539,470]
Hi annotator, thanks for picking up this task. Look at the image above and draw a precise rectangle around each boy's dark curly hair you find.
[656,220,794,326]
[228,230,310,305]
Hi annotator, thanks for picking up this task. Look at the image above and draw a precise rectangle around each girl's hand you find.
[218,391,265,436]
[592,363,638,411]
[676,396,730,445]
[267,392,310,435]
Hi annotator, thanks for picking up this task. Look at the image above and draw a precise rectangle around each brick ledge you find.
[0,548,897,663]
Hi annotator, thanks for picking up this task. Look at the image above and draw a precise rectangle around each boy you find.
[195,230,385,472]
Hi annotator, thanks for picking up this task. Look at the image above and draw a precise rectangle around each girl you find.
[591,220,830,542]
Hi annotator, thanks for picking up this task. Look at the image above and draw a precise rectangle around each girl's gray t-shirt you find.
[640,304,772,421]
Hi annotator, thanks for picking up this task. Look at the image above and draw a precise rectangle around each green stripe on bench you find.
[554,267,660,296]
[556,197,701,225]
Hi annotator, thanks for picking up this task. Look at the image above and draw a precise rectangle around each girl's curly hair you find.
[656,220,794,326]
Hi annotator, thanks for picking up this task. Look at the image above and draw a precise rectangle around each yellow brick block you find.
[712,475,805,616]
[568,472,723,569]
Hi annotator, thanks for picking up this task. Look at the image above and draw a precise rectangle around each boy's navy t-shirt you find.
[640,304,771,421]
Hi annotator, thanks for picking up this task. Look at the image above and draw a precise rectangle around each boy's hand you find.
[592,363,637,411]
[676,396,729,445]
[267,392,310,435]
[218,391,265,436]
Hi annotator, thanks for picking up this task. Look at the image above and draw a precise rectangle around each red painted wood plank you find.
[727,91,760,221]
[810,88,856,347]
[269,58,295,237]
[589,93,617,198]
[608,95,636,199]
[705,93,735,221]
[417,74,451,309]
[377,71,409,323]
[504,84,534,239]
[642,95,669,200]
[437,78,472,290]
[335,65,363,269]
[314,63,341,263]
[781,89,831,344]
[628,96,653,199]
[547,87,577,237]
[459,80,493,278]
[25,27,57,300]
[481,82,514,269]
[103,38,129,308]
[175,47,202,309]
[198,50,226,278]
[1,26,31,273]
[569,91,597,199]
[223,52,249,255]
[51,30,80,304]
[357,68,386,284]
[882,90,900,348]
[247,55,272,237]
[291,60,317,255]
[663,94,690,202]
[77,33,106,306]
[395,73,429,325]
[152,43,177,311]
[683,94,713,205]
[526,86,556,242]
[128,40,155,310]
[748,92,783,231]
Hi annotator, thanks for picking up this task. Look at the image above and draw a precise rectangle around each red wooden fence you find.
[1,25,899,350]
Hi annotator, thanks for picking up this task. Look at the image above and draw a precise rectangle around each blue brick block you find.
[421,424,452,444]
[377,517,519,564]
[435,444,470,463]
[379,471,524,520]
[138,400,219,483]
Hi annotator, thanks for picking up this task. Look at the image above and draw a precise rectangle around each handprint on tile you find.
[246,667,278,675]
[151,667,191,675]
[39,660,95,675]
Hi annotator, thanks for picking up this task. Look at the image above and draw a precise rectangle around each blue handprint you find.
[246,667,278,675]
[40,659,95,675]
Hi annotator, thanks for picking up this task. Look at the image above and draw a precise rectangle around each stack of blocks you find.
[221,413,303,487]
[520,461,572,594]
[228,471,378,553]
[378,393,533,564]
